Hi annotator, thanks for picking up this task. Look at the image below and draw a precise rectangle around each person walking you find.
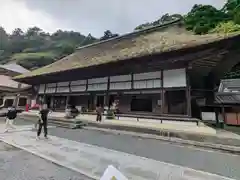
[96,105,102,122]
[4,106,17,132]
[37,104,50,139]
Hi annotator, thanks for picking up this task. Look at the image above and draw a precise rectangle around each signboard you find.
[100,165,128,180]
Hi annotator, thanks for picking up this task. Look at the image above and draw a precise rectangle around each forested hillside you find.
[135,0,240,34]
[0,27,98,69]
[0,27,122,70]
[0,0,239,70]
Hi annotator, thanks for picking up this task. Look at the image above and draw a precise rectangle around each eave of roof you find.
[215,92,240,104]
[0,63,29,74]
[0,75,30,89]
[14,20,240,81]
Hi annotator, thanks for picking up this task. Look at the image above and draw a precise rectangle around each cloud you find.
[2,0,226,37]
[0,0,64,34]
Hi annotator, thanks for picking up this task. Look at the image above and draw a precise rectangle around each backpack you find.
[7,107,17,120]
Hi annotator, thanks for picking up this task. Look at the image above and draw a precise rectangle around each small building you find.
[14,20,240,118]
[214,79,240,125]
[0,63,32,108]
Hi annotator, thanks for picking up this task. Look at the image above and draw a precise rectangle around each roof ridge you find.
[76,19,182,51]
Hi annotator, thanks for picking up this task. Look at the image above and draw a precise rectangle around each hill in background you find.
[0,27,98,70]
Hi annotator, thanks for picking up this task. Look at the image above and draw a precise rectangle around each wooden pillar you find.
[65,95,70,110]
[14,94,20,107]
[51,96,54,109]
[42,95,46,105]
[215,107,219,126]
[105,76,110,108]
[14,83,22,107]
[42,84,47,104]
[222,105,226,124]
[186,68,191,117]
[161,70,165,114]
[32,86,38,107]
[131,73,134,89]
[93,93,97,107]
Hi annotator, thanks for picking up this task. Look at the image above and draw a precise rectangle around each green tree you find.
[134,13,183,31]
[8,28,29,53]
[55,42,75,56]
[184,4,229,34]
[0,27,9,51]
[211,21,240,34]
[0,26,97,69]
[222,0,240,24]
[134,23,152,31]
[223,0,240,15]
[12,28,24,37]
[153,13,183,26]
[79,33,97,46]
[26,27,43,37]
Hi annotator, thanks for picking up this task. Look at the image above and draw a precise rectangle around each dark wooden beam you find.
[161,70,165,114]
[86,79,88,91]
[105,76,110,107]
[68,81,71,93]
[131,73,134,89]
[186,67,191,116]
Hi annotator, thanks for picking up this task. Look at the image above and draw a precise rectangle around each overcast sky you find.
[1,0,226,37]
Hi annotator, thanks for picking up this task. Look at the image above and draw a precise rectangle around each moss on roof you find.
[15,24,240,80]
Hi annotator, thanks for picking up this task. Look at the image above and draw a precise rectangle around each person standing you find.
[37,104,50,139]
[4,106,17,132]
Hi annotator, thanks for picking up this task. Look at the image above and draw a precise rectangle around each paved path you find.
[0,141,91,180]
[49,128,240,179]
[0,130,236,180]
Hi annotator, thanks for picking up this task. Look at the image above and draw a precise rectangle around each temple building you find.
[14,20,240,118]
[0,63,32,108]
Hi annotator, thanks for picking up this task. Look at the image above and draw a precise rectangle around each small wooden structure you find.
[0,63,33,109]
[14,20,240,119]
[215,79,240,126]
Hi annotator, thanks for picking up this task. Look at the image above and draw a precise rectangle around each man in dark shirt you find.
[4,106,17,132]
[37,104,50,139]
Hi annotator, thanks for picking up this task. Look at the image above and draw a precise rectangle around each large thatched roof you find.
[15,20,240,80]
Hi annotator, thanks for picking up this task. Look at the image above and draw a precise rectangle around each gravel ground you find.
[0,142,92,180]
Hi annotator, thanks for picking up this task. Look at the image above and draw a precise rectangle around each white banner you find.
[100,165,128,180]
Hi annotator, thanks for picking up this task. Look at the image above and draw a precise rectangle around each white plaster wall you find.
[110,74,131,82]
[133,71,161,80]
[163,68,186,88]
